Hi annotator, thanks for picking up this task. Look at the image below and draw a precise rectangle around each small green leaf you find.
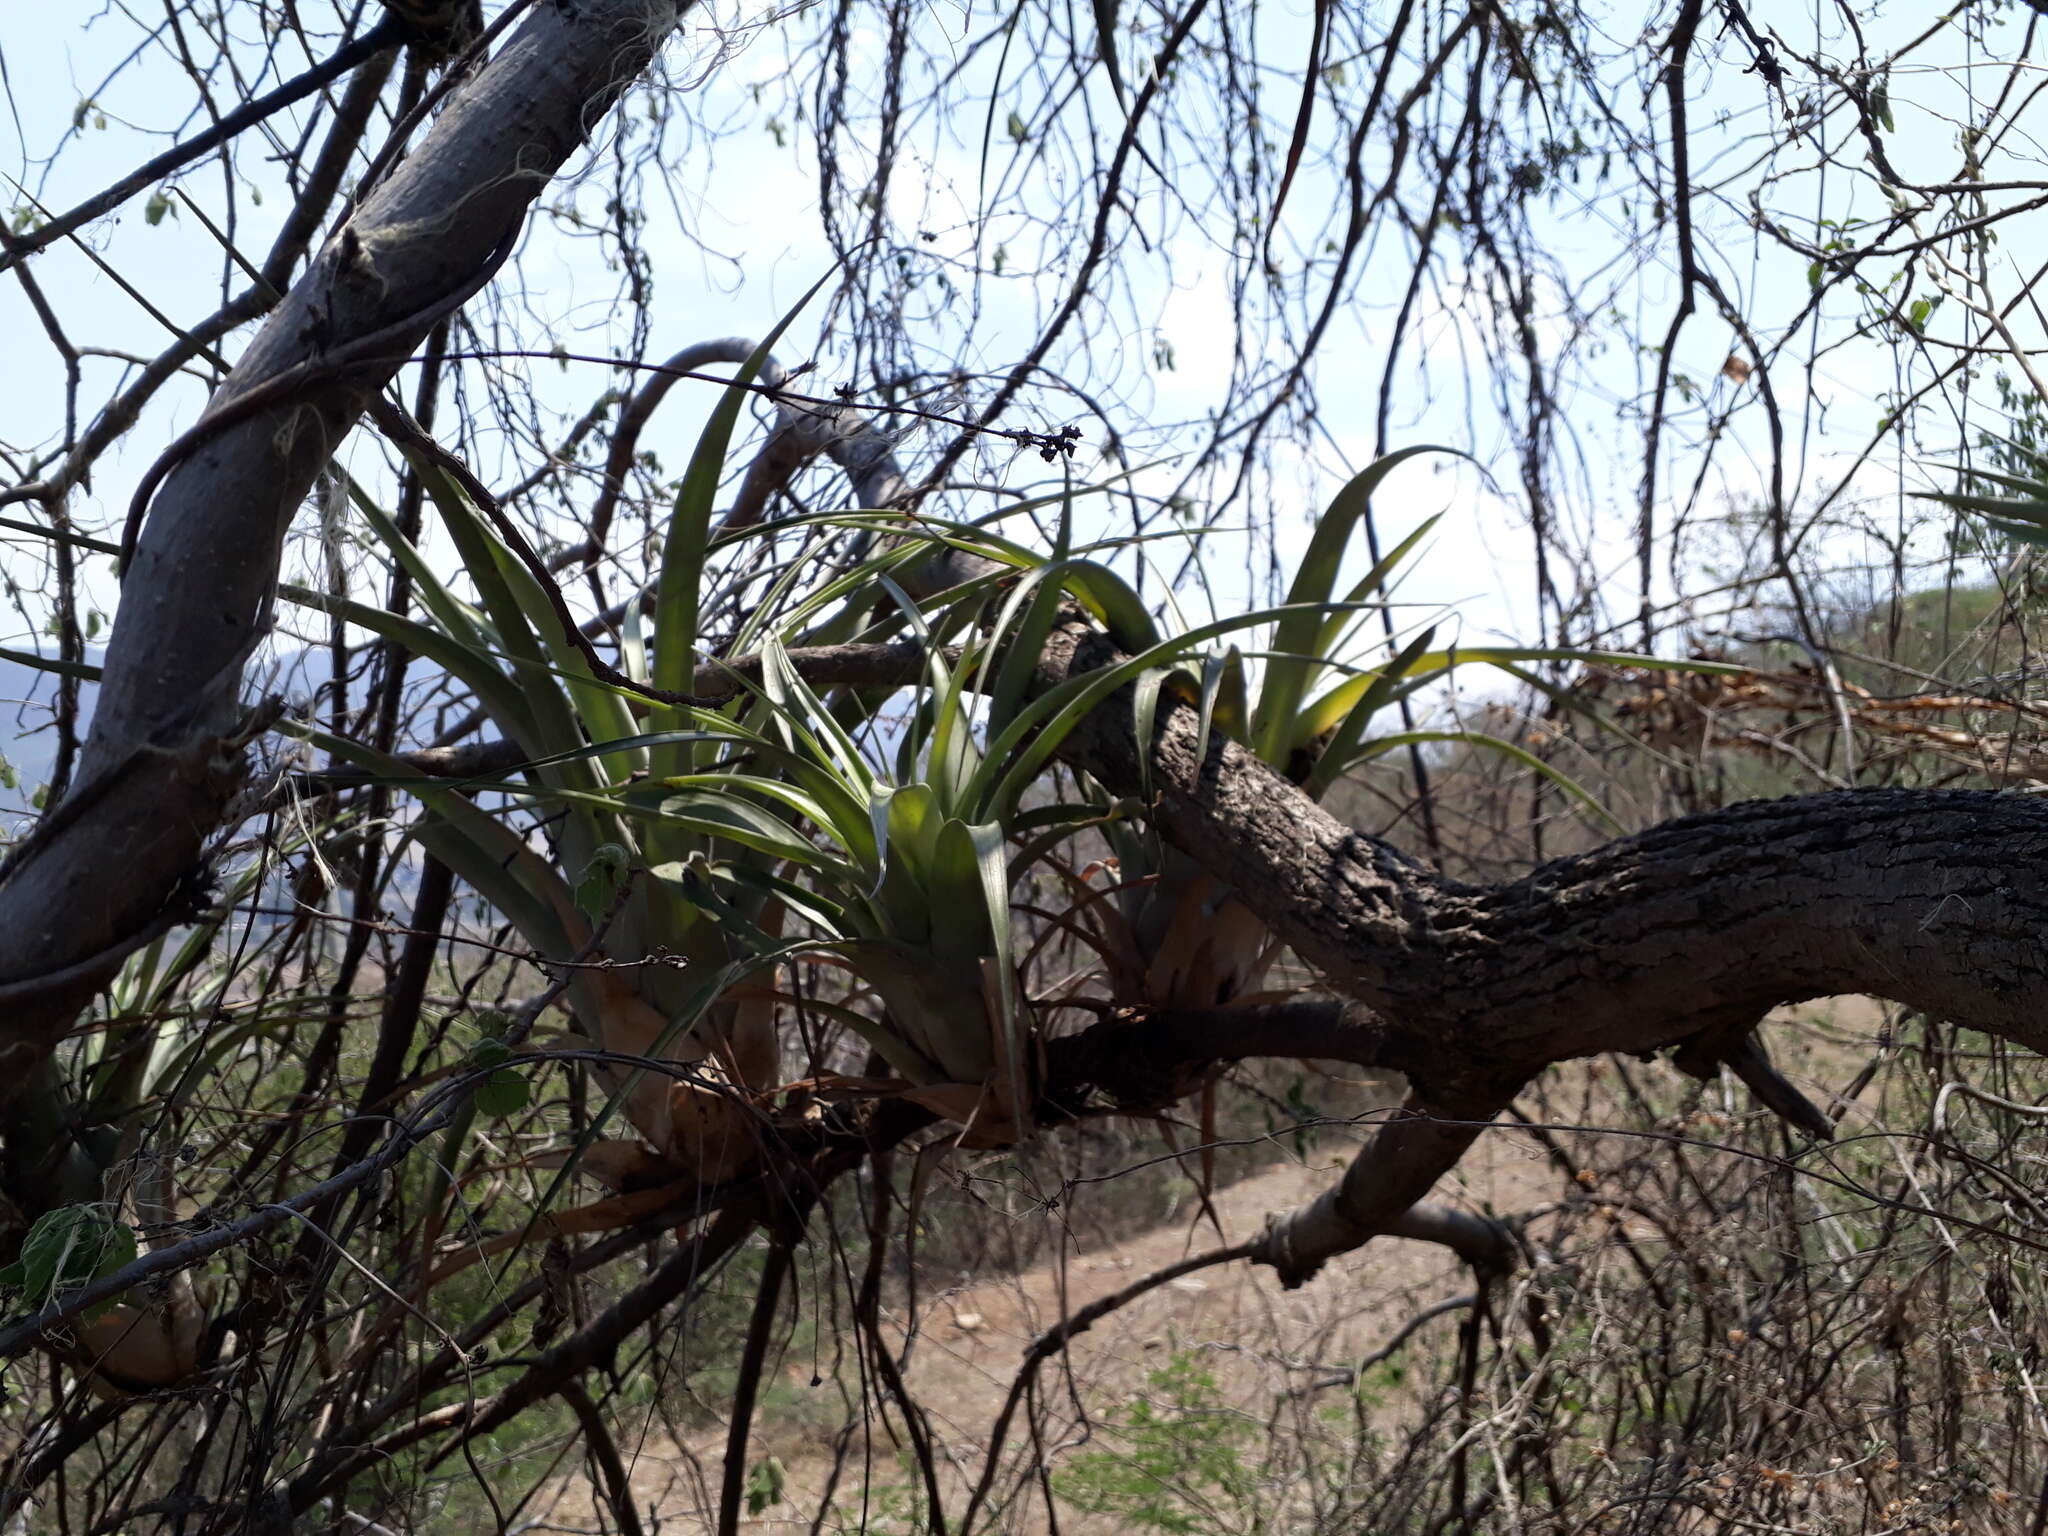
[745,1456,788,1515]
[474,1070,530,1118]
[574,843,629,919]
[465,1037,529,1116]
[1006,110,1029,141]
[0,1204,137,1317]
[143,192,173,226]
[469,1037,513,1071]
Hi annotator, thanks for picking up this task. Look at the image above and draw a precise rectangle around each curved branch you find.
[1038,620,2048,1070]
[585,337,782,557]
[1033,617,2048,1279]
[721,385,916,531]
[0,0,693,1085]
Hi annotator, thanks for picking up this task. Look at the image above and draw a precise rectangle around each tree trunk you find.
[0,0,688,1090]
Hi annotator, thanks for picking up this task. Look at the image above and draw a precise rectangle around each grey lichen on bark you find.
[0,0,691,1086]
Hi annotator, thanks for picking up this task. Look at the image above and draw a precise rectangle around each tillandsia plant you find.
[734,501,1204,1127]
[285,356,1372,1193]
[1074,448,1735,1011]
[281,328,824,1197]
[271,308,1221,1205]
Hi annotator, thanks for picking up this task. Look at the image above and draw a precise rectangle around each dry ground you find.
[506,999,1890,1533]
[512,1110,1558,1531]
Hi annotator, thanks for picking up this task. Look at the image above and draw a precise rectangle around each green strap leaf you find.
[650,271,837,788]
[1252,446,1460,763]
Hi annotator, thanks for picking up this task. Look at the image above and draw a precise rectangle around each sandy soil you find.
[514,999,1887,1533]
[520,1129,1563,1532]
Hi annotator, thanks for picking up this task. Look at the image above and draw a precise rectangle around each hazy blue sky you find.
[2,0,2039,803]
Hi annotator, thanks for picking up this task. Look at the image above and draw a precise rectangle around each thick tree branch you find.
[1042,996,1398,1110]
[1037,619,2048,1072]
[1034,617,2048,1278]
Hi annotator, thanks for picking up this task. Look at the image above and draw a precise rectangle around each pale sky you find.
[0,0,2039,797]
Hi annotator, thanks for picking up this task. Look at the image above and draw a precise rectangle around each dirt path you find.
[516,1000,1883,1531]
[522,1130,1563,1533]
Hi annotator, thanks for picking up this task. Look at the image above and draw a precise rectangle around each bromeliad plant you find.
[289,409,1367,1192]
[1071,449,1732,1011]
[282,331,1228,1192]
[284,334,819,1192]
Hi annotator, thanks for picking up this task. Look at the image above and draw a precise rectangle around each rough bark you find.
[1030,617,2048,1279]
[1040,618,2048,1078]
[0,0,689,1087]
